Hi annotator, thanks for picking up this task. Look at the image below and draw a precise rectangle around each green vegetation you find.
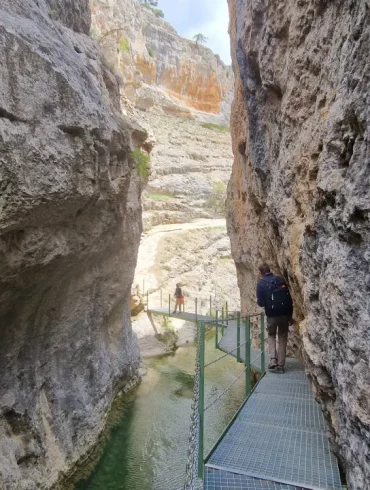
[206,181,227,216]
[49,9,57,19]
[148,47,155,57]
[193,33,208,46]
[201,123,230,132]
[119,38,130,53]
[138,0,165,18]
[130,149,150,179]
[148,192,173,201]
[89,27,101,40]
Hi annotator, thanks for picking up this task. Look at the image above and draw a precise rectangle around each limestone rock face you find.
[0,0,145,488]
[90,0,235,228]
[91,0,233,125]
[227,0,370,487]
[141,114,233,229]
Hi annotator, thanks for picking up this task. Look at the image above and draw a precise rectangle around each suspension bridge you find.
[147,293,343,490]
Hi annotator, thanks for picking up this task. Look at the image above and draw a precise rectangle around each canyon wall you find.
[227,0,370,488]
[91,0,234,228]
[91,0,233,124]
[0,0,145,488]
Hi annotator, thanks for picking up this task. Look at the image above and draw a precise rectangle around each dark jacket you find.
[256,273,293,316]
[175,287,182,298]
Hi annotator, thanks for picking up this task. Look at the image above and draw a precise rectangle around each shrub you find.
[119,38,130,53]
[90,27,101,40]
[206,181,226,216]
[148,192,173,201]
[151,8,164,18]
[201,123,230,133]
[148,47,155,57]
[130,149,150,179]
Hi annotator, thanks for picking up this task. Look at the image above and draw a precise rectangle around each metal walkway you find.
[148,306,342,490]
[204,359,342,490]
[148,309,266,372]
[147,307,215,324]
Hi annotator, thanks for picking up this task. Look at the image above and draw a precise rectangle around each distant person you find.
[256,264,293,374]
[173,283,184,313]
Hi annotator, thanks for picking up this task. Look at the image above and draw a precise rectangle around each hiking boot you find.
[276,365,285,374]
[268,359,277,371]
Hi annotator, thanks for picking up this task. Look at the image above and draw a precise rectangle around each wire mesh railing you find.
[183,313,266,489]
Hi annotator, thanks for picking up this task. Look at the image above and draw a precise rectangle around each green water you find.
[74,336,245,490]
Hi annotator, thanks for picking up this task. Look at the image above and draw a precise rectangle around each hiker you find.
[173,283,184,313]
[256,263,293,374]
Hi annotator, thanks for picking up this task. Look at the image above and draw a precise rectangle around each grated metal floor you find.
[205,366,342,490]
[204,468,302,490]
[217,321,269,372]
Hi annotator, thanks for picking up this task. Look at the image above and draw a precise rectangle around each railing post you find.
[160,288,163,308]
[226,301,229,326]
[215,310,219,348]
[210,295,212,316]
[221,307,225,336]
[198,321,205,480]
[195,297,198,322]
[245,316,251,396]
[215,309,219,348]
[261,314,265,374]
[237,311,241,362]
[169,294,171,316]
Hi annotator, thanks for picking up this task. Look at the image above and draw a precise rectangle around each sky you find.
[158,0,231,64]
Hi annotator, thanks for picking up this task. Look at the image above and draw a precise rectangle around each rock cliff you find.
[90,0,234,228]
[227,0,370,488]
[91,0,233,124]
[0,0,145,488]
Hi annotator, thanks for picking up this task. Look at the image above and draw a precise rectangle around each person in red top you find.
[173,283,184,313]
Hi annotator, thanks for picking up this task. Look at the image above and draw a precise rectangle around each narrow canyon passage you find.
[1,0,369,489]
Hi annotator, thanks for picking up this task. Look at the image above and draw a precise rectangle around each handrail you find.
[145,286,242,318]
[184,312,266,489]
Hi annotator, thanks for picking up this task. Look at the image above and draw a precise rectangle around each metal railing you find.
[145,286,240,320]
[184,312,266,489]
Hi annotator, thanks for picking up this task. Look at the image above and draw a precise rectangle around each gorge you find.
[0,0,369,489]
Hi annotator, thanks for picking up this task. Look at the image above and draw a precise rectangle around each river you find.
[73,333,245,490]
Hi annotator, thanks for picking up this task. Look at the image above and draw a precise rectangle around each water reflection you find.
[74,336,245,490]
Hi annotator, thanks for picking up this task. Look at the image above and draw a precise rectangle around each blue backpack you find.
[262,276,293,317]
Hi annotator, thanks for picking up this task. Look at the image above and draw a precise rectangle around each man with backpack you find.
[256,264,294,374]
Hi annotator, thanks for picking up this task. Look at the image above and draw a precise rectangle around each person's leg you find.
[277,316,290,368]
[173,298,178,313]
[266,317,278,369]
